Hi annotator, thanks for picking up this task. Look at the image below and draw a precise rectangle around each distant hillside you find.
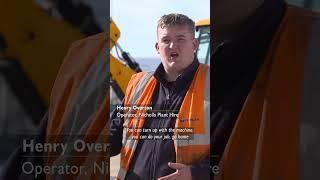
[135,57,160,71]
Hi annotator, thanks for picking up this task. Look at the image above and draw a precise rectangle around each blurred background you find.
[0,0,106,168]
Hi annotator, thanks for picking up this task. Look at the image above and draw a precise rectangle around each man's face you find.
[155,25,198,75]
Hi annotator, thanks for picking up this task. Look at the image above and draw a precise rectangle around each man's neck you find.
[165,71,180,82]
[163,60,192,82]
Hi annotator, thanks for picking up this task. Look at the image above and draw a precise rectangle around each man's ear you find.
[193,38,199,52]
[155,42,160,54]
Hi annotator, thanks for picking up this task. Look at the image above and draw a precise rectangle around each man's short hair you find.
[157,13,195,36]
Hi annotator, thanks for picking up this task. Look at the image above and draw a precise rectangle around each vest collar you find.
[154,58,199,88]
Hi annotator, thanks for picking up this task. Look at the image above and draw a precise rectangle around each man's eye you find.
[162,39,170,43]
[178,38,185,41]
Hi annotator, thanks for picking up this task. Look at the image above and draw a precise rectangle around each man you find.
[212,0,320,179]
[110,14,210,180]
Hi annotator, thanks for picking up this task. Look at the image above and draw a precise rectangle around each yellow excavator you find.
[0,0,102,131]
[110,18,210,101]
[0,0,104,164]
[110,18,142,101]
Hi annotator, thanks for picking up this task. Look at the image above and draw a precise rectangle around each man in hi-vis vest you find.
[212,0,320,179]
[110,14,210,180]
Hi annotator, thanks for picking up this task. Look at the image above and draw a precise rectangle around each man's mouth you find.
[170,52,179,59]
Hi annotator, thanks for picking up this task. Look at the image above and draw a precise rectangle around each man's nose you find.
[169,41,177,49]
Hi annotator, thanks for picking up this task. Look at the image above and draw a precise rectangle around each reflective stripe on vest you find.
[46,33,109,180]
[117,64,210,180]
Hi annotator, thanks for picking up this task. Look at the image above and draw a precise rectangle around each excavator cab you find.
[196,19,210,66]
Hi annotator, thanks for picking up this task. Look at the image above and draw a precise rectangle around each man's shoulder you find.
[125,71,155,98]
[130,71,154,81]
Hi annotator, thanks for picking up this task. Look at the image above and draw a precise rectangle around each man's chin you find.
[167,62,180,70]
[168,61,176,66]
[167,64,186,73]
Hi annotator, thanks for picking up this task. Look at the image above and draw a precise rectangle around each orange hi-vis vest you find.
[117,63,210,179]
[46,33,109,180]
[215,5,320,180]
